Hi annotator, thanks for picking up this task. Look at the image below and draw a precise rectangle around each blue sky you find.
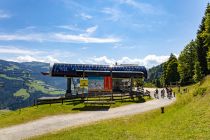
[0,0,209,68]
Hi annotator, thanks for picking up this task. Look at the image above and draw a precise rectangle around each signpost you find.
[80,79,88,88]
[80,78,88,96]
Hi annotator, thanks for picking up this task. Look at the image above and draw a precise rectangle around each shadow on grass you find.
[125,97,146,103]
[65,100,84,106]
[136,97,146,103]
[72,106,110,111]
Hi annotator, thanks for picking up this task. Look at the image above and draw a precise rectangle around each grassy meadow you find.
[13,88,30,100]
[30,76,210,140]
[0,96,150,128]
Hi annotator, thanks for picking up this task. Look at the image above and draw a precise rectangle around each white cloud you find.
[0,10,11,19]
[0,34,45,42]
[13,55,40,62]
[56,25,82,32]
[0,46,76,64]
[48,49,76,59]
[45,56,60,63]
[52,33,120,43]
[57,25,97,36]
[85,25,98,35]
[80,13,92,20]
[0,46,43,55]
[0,31,120,43]
[80,46,89,50]
[119,0,155,14]
[81,56,115,64]
[113,44,135,49]
[79,55,170,68]
[79,25,98,37]
[102,7,121,21]
[8,55,60,64]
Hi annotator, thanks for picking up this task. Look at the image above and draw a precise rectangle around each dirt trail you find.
[0,88,175,140]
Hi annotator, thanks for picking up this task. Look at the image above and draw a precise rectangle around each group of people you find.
[154,87,173,99]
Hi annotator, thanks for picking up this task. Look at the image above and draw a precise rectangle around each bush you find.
[193,87,207,96]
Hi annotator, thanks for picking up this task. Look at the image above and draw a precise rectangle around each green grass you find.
[0,103,83,128]
[0,96,149,128]
[144,82,156,88]
[6,65,19,71]
[0,74,21,80]
[30,76,210,140]
[28,80,65,95]
[13,88,30,100]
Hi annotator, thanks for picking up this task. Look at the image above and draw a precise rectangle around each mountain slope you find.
[0,60,66,110]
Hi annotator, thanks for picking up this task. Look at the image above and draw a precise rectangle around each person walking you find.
[155,88,159,99]
[161,89,165,98]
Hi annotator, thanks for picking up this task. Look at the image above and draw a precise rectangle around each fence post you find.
[161,107,164,113]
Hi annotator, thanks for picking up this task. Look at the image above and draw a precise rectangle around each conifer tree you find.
[178,40,197,84]
[193,61,202,83]
[161,54,179,86]
[207,52,210,70]
[196,3,209,75]
[205,4,210,73]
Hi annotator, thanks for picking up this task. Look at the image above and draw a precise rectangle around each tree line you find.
[148,3,210,87]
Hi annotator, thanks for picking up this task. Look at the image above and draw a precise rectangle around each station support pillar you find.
[65,78,72,97]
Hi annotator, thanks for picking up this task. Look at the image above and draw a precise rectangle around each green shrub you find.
[193,87,207,96]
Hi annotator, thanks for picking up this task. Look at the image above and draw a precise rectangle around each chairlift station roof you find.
[51,63,147,79]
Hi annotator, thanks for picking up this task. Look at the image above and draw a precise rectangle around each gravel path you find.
[0,88,175,140]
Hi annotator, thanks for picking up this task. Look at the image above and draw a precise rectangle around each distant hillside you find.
[145,63,164,87]
[0,60,66,110]
[147,63,164,82]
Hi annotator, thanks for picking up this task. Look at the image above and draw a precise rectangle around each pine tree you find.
[207,51,210,70]
[196,3,209,75]
[178,40,197,85]
[204,3,210,46]
[193,61,202,83]
[161,54,179,86]
[205,4,210,73]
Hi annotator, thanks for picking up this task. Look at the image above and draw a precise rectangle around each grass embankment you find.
[143,82,156,88]
[0,97,150,128]
[31,76,210,140]
[13,89,30,100]
[0,103,82,128]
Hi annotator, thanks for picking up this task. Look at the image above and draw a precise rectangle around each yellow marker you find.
[80,79,88,88]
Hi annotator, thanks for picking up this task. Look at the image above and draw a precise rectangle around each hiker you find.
[169,88,173,98]
[167,88,172,99]
[155,88,159,99]
[145,90,150,97]
[161,89,165,98]
[165,87,169,98]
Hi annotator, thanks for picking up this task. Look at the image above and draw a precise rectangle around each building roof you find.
[51,63,147,79]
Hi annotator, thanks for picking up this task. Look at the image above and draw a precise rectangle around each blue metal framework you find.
[51,63,147,78]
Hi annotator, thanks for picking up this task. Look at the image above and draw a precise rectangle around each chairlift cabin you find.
[48,63,147,98]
